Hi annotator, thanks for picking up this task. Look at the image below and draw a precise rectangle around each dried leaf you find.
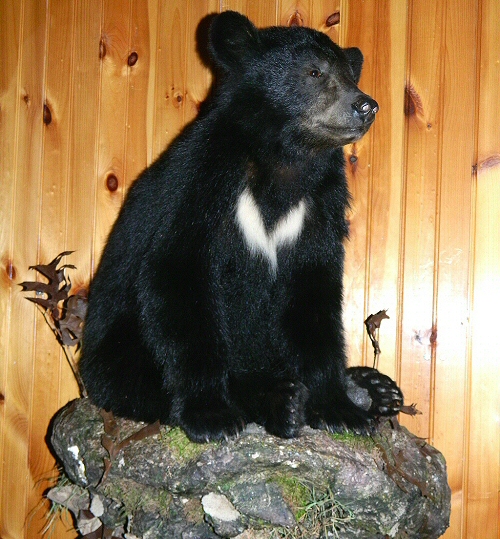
[100,409,120,438]
[375,440,431,497]
[29,250,75,280]
[101,434,118,460]
[364,309,390,367]
[400,403,421,416]
[23,295,56,311]
[20,251,87,348]
[58,294,88,347]
[20,251,89,397]
[115,421,161,453]
[97,408,160,486]
[19,250,75,319]
[99,456,113,487]
[98,409,121,484]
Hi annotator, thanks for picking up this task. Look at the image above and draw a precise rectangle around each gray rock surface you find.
[48,398,450,538]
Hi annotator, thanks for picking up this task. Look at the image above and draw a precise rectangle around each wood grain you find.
[0,0,23,534]
[1,1,48,537]
[465,0,500,536]
[152,0,189,159]
[365,0,407,383]
[222,0,278,26]
[0,5,22,535]
[399,0,444,440]
[125,0,152,188]
[431,2,478,536]
[94,0,133,263]
[342,0,378,370]
[27,1,80,535]
[66,0,103,281]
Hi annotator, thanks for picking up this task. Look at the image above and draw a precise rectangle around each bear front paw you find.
[264,381,308,439]
[179,402,245,443]
[346,366,403,417]
[307,404,374,435]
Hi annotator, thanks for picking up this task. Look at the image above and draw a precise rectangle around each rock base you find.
[48,399,450,538]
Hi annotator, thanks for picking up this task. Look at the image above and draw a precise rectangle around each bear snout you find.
[351,96,379,123]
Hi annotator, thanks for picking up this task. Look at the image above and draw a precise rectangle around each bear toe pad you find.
[346,366,404,418]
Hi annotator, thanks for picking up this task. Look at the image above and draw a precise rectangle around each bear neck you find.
[242,150,347,232]
[202,98,349,230]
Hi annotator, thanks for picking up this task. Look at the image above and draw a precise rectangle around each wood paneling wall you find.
[0,1,498,538]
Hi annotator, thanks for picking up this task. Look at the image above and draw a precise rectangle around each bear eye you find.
[309,68,322,78]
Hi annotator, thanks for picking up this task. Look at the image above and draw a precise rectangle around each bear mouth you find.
[314,123,373,145]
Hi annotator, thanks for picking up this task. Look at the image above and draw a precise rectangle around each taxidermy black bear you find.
[79,11,403,442]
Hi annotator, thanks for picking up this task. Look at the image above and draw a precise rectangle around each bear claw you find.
[264,381,308,438]
[180,404,245,443]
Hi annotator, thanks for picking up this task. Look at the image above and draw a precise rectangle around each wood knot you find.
[5,259,16,280]
[288,10,304,27]
[99,38,107,59]
[404,83,424,117]
[172,91,184,107]
[478,154,500,174]
[106,174,119,192]
[430,325,437,347]
[43,103,52,125]
[326,12,341,27]
[128,51,138,67]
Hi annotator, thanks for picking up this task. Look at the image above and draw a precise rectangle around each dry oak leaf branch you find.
[20,250,88,397]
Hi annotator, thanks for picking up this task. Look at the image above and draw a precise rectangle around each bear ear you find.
[208,10,261,71]
[344,47,364,84]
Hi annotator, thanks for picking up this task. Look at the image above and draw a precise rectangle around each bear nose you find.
[352,97,379,117]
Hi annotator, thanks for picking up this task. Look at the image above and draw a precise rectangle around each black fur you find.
[79,11,402,442]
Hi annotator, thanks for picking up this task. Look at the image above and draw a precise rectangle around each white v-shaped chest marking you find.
[236,187,307,272]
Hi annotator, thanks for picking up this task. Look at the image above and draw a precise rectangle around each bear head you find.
[208,11,378,150]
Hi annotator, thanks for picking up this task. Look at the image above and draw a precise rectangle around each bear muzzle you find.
[351,96,379,123]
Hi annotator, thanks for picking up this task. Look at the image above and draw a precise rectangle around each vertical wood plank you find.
[467,164,500,538]
[93,0,133,263]
[398,0,444,440]
[340,0,378,369]
[65,0,103,281]
[144,0,159,165]
[151,0,189,159]
[0,0,48,537]
[0,1,23,538]
[278,0,311,26]
[125,0,152,186]
[221,0,278,26]
[432,1,478,536]
[151,0,219,161]
[466,0,500,536]
[27,0,81,536]
[363,1,407,383]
